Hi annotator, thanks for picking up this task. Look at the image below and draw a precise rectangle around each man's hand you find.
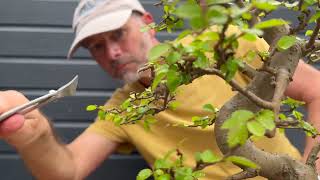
[0,90,50,150]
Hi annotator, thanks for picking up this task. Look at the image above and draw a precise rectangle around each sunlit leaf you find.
[254,19,289,29]
[137,169,153,180]
[247,120,266,136]
[226,156,259,169]
[256,110,275,130]
[148,43,172,61]
[277,36,296,51]
[86,105,97,111]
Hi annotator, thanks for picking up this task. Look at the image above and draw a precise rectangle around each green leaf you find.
[207,6,228,24]
[167,66,182,92]
[98,110,106,120]
[155,174,171,180]
[168,101,180,110]
[305,30,313,36]
[121,99,131,109]
[293,110,304,121]
[190,16,207,29]
[279,113,287,121]
[247,120,266,137]
[167,51,181,64]
[174,3,201,19]
[151,73,165,90]
[86,105,97,111]
[254,19,289,29]
[195,150,222,163]
[242,33,257,41]
[256,110,275,130]
[226,156,259,169]
[177,30,192,40]
[203,104,217,113]
[174,167,193,180]
[253,1,278,12]
[154,159,172,169]
[148,43,171,61]
[300,121,319,137]
[276,36,296,51]
[137,169,153,180]
[222,110,254,129]
[309,11,320,23]
[192,171,205,178]
[222,110,254,147]
[193,52,209,68]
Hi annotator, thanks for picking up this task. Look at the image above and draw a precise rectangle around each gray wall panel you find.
[0,0,163,26]
[0,30,177,58]
[0,61,122,90]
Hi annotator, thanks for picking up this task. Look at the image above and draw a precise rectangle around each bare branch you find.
[306,142,320,168]
[305,18,320,50]
[195,68,274,109]
[226,168,259,180]
[238,63,257,79]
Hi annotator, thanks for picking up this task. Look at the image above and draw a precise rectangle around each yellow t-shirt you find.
[86,26,301,179]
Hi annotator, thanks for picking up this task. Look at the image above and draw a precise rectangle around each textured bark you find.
[214,25,318,179]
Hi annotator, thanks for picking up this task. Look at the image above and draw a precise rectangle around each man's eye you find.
[111,30,125,41]
[90,43,104,51]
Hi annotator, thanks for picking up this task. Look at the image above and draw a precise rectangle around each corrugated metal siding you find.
[0,0,312,179]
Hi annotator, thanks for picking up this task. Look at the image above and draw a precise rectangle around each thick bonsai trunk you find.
[214,25,318,179]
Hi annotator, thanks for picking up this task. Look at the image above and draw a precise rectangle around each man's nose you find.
[106,41,122,60]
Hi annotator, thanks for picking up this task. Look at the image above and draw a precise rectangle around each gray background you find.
[0,0,311,179]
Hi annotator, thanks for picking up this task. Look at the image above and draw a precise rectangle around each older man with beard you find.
[1,0,320,179]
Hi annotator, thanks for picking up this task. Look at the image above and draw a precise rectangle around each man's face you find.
[82,14,156,83]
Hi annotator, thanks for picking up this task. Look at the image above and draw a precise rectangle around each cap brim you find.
[67,9,132,59]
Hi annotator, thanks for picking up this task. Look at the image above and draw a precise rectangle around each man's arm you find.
[0,90,119,180]
[284,60,320,169]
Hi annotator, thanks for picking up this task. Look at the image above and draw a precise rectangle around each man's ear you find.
[141,12,156,36]
[141,12,154,24]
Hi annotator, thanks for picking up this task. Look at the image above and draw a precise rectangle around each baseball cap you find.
[68,0,146,58]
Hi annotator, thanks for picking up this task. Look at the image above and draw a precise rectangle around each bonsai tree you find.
[87,0,320,179]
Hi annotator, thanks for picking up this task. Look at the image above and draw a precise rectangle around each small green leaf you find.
[98,110,106,120]
[152,72,166,90]
[195,150,222,163]
[168,101,180,110]
[247,120,266,137]
[192,171,205,178]
[253,1,278,12]
[226,156,259,169]
[155,174,170,180]
[154,159,172,169]
[256,110,275,130]
[174,3,201,19]
[177,30,192,40]
[148,43,171,61]
[207,6,228,24]
[174,167,193,180]
[167,66,183,92]
[254,19,289,29]
[86,105,97,111]
[193,52,209,68]
[167,51,181,64]
[309,11,320,23]
[222,110,254,147]
[137,169,153,180]
[305,30,313,36]
[203,104,217,113]
[121,99,131,109]
[277,36,296,51]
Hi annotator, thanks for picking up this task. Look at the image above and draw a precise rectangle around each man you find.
[0,0,320,179]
